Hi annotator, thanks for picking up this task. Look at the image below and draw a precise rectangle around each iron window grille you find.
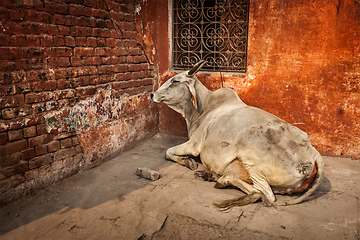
[172,0,249,73]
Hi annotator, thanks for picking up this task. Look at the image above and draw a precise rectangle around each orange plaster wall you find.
[137,0,360,159]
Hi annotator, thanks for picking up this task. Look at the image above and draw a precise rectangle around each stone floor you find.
[0,133,359,240]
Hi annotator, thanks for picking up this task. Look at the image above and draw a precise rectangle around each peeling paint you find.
[44,89,158,163]
[45,89,143,134]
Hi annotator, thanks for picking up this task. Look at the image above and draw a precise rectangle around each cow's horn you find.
[188,60,207,76]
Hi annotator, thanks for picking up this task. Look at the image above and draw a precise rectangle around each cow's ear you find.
[188,60,207,76]
[187,79,198,110]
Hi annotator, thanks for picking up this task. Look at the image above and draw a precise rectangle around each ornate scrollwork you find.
[173,0,249,72]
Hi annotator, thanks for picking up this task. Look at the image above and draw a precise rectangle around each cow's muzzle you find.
[150,92,161,103]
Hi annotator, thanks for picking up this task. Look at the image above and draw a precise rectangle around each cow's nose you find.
[150,93,154,99]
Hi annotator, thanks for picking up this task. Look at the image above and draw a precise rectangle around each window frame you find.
[169,0,250,74]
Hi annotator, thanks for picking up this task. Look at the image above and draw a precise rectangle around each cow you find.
[150,60,325,210]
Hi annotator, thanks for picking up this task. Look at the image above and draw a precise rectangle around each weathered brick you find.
[144,85,153,93]
[35,145,47,156]
[71,26,92,37]
[0,153,21,168]
[28,153,53,169]
[24,115,44,127]
[75,37,87,46]
[44,81,57,91]
[40,35,53,47]
[23,126,36,138]
[83,56,101,66]
[1,108,17,119]
[87,37,97,47]
[21,148,35,160]
[70,57,82,66]
[79,76,90,86]
[113,81,128,90]
[142,78,153,86]
[47,141,60,152]
[26,35,40,46]
[0,139,27,157]
[65,36,75,46]
[78,66,97,76]
[57,99,70,109]
[89,75,99,85]
[55,67,78,79]
[28,134,54,147]
[75,86,97,96]
[0,94,24,108]
[0,162,28,180]
[60,138,72,149]
[58,57,70,67]
[9,9,25,21]
[76,144,83,154]
[52,14,66,25]
[54,131,76,140]
[57,78,72,89]
[74,47,93,56]
[24,167,39,181]
[11,35,27,47]
[73,153,84,164]
[71,137,80,146]
[54,47,73,57]
[1,21,18,35]
[0,132,7,145]
[0,174,24,191]
[53,89,75,100]
[53,147,76,161]
[112,48,128,56]
[8,129,23,142]
[91,8,108,19]
[36,124,47,136]
[53,2,69,14]
[25,92,53,104]
[69,4,91,17]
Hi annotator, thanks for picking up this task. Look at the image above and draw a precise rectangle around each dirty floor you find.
[0,133,359,240]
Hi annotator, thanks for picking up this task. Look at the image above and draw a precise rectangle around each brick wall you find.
[0,0,157,205]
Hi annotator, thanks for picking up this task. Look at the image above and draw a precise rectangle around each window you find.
[172,0,249,73]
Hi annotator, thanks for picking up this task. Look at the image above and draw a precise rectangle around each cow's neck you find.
[184,79,212,137]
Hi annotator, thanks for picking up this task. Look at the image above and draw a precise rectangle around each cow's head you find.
[150,60,207,116]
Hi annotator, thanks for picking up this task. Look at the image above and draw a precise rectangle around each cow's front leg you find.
[166,142,199,170]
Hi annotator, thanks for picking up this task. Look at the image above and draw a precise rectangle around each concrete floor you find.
[0,133,359,240]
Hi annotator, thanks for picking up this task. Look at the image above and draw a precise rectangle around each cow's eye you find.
[172,80,180,83]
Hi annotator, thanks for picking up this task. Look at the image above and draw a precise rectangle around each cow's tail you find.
[273,154,325,206]
[213,192,265,212]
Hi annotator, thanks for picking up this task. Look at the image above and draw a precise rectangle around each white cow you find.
[151,60,324,210]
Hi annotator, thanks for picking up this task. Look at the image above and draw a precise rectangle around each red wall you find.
[0,0,158,205]
[138,0,360,159]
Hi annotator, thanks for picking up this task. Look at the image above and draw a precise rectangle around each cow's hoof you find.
[195,170,219,182]
[194,170,205,179]
[185,158,198,170]
[214,182,226,189]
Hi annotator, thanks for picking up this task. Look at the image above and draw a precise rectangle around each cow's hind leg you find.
[166,141,199,170]
[214,174,254,195]
[212,173,265,211]
[213,173,276,210]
